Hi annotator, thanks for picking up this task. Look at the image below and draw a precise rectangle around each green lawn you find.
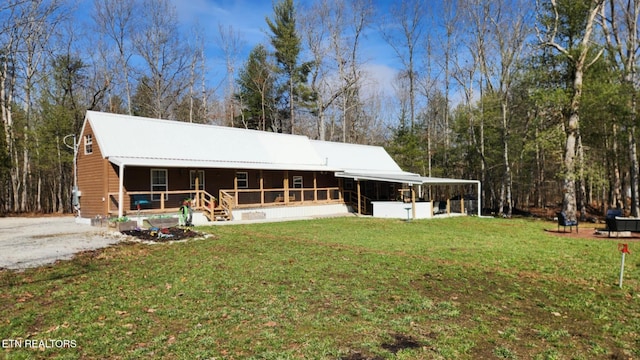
[1,216,638,359]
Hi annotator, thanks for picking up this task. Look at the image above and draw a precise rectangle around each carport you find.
[335,171,481,219]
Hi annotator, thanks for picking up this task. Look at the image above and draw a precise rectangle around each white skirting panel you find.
[371,201,433,219]
[231,203,351,221]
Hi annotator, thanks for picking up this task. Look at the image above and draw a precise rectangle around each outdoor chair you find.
[556,211,578,233]
[132,194,151,210]
[606,209,622,235]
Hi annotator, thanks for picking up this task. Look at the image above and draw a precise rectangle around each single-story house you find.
[76,111,481,222]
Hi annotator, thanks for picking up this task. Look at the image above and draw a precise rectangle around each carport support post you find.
[477,181,482,216]
[118,164,125,218]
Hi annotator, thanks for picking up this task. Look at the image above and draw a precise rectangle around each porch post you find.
[284,170,289,204]
[234,172,238,206]
[412,187,416,219]
[313,172,318,202]
[260,170,264,205]
[195,176,200,208]
[357,180,361,215]
[118,164,125,218]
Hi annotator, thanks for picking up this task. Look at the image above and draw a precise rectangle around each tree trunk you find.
[630,126,639,216]
[562,107,580,220]
[289,75,295,134]
[612,124,622,209]
[578,134,587,220]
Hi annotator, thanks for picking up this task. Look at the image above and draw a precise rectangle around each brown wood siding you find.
[105,163,119,214]
[262,170,289,188]
[315,172,338,188]
[77,121,109,218]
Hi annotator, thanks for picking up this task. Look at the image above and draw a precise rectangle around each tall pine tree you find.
[266,0,313,134]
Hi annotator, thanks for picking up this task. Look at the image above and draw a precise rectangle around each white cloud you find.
[170,0,272,45]
[361,63,398,99]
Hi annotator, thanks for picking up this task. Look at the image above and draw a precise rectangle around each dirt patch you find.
[340,351,384,360]
[120,227,205,242]
[381,333,422,353]
[339,334,423,359]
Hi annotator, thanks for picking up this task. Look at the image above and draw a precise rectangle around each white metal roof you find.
[309,140,414,174]
[85,111,331,171]
[83,111,480,187]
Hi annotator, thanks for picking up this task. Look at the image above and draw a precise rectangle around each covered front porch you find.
[107,167,345,221]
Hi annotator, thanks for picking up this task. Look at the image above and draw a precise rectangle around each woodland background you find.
[1,0,637,219]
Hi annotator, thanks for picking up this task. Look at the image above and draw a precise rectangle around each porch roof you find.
[107,156,335,172]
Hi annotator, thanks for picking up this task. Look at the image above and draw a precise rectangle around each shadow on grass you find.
[0,248,106,288]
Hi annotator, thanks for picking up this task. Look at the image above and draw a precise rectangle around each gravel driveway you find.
[0,216,120,270]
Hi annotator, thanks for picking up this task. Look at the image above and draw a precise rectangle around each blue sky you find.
[167,0,400,97]
[74,0,461,115]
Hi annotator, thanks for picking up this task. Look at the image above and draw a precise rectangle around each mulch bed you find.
[120,227,204,242]
[545,227,640,241]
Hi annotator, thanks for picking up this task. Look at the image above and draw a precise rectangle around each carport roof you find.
[334,172,481,186]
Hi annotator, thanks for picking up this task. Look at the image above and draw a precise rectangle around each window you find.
[190,170,205,190]
[84,134,93,154]
[292,176,303,188]
[151,169,168,201]
[236,172,248,189]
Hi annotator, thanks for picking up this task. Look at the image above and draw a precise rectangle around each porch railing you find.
[107,186,343,218]
[221,187,342,208]
[344,190,372,215]
[107,190,197,215]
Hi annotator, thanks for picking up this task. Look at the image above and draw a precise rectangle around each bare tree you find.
[301,0,371,141]
[602,0,640,216]
[0,0,65,212]
[464,0,532,217]
[379,0,425,131]
[92,0,138,115]
[432,0,460,176]
[216,24,244,127]
[132,0,190,119]
[456,0,488,207]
